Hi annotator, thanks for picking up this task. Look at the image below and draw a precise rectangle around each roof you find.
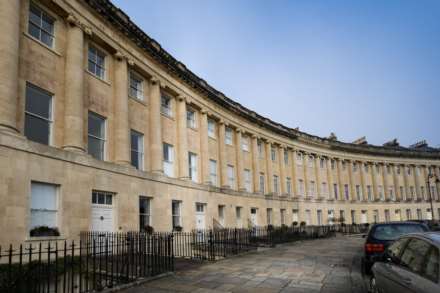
[84,0,440,160]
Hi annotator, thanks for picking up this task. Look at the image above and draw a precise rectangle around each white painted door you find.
[361,212,367,224]
[91,191,114,232]
[250,208,258,226]
[91,205,113,232]
[195,203,206,230]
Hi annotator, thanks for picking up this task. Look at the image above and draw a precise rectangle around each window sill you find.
[129,96,148,106]
[161,112,175,120]
[208,135,217,140]
[188,126,198,132]
[85,70,111,86]
[23,32,62,57]
[26,235,66,242]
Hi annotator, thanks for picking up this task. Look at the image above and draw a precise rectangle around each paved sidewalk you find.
[122,234,366,293]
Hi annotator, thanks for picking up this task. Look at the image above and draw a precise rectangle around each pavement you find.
[121,234,367,293]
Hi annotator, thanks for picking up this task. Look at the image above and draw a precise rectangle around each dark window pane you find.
[28,22,40,39]
[105,194,112,205]
[41,31,53,47]
[26,85,51,118]
[29,5,41,25]
[88,136,104,160]
[98,193,105,204]
[88,61,95,75]
[131,133,139,151]
[92,192,97,204]
[42,14,54,34]
[424,246,439,282]
[88,113,104,138]
[25,114,49,145]
[88,47,96,61]
[131,151,139,169]
[139,197,149,214]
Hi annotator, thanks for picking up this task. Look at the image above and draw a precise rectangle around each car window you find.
[372,225,426,241]
[387,238,408,262]
[400,239,431,275]
[423,246,439,283]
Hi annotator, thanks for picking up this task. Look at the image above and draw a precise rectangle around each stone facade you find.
[0,0,439,246]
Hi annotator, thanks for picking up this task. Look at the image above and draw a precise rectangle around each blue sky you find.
[112,0,440,147]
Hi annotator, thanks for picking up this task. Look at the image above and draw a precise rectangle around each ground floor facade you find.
[1,132,439,246]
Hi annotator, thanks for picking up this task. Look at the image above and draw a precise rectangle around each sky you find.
[112,0,440,148]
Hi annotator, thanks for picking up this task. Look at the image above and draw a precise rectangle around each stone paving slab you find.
[121,235,367,293]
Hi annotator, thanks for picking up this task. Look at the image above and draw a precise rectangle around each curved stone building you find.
[0,0,439,245]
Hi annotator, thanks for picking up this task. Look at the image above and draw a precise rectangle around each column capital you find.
[114,51,125,61]
[177,94,186,102]
[150,76,160,85]
[235,128,242,134]
[200,108,208,115]
[251,134,258,139]
[66,14,92,35]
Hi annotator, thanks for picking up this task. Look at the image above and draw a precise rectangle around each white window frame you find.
[242,136,249,152]
[284,150,289,165]
[163,143,174,177]
[24,83,53,146]
[172,200,182,229]
[186,108,196,129]
[271,147,276,161]
[227,165,235,188]
[139,196,151,229]
[28,3,55,48]
[244,169,251,192]
[259,173,265,193]
[225,127,233,145]
[286,177,292,195]
[298,179,304,196]
[207,119,216,138]
[209,159,218,186]
[273,175,279,194]
[30,182,59,233]
[87,45,106,80]
[88,111,106,161]
[130,130,144,170]
[129,71,144,100]
[161,95,172,117]
[188,152,198,182]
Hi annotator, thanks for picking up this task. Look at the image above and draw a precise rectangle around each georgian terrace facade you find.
[1,0,439,245]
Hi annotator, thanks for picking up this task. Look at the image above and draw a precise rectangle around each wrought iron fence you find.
[0,232,173,293]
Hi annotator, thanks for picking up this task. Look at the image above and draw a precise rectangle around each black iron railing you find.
[0,232,173,293]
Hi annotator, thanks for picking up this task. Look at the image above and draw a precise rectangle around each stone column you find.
[251,135,260,193]
[149,77,163,173]
[359,161,367,201]
[278,146,286,195]
[314,155,322,198]
[348,160,355,201]
[291,149,298,197]
[218,121,228,187]
[371,163,379,201]
[336,159,343,200]
[422,166,429,200]
[0,1,20,133]
[435,166,440,201]
[235,129,244,190]
[326,157,334,199]
[382,163,389,201]
[113,53,130,165]
[176,96,188,179]
[413,165,421,200]
[403,164,410,200]
[265,141,274,194]
[62,16,85,151]
[199,110,209,184]
[303,153,310,198]
[392,164,400,201]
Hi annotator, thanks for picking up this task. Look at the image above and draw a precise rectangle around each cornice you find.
[83,0,440,160]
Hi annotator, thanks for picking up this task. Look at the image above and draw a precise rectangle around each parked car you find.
[363,222,429,273]
[370,232,440,293]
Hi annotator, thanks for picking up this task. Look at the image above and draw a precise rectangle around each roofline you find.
[84,0,440,160]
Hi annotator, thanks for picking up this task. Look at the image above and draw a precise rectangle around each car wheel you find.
[369,275,379,293]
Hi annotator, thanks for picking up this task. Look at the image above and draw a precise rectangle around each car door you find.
[387,238,432,293]
[374,238,408,292]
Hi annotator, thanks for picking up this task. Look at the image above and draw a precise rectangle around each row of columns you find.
[0,1,438,202]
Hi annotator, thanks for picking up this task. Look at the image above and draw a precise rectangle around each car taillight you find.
[365,243,384,253]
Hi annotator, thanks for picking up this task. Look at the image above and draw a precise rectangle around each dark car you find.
[363,222,429,274]
[370,232,440,293]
